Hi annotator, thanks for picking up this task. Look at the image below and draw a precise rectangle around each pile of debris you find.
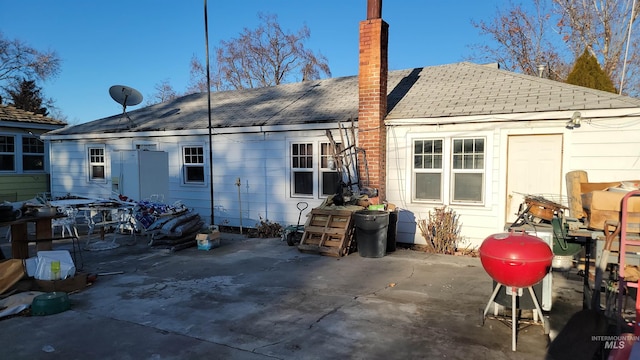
[130,199,204,252]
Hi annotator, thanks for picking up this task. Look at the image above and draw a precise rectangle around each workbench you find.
[1,214,59,259]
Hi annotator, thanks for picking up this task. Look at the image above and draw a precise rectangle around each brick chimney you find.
[358,0,388,202]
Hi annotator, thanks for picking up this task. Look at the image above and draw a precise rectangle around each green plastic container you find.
[31,292,71,316]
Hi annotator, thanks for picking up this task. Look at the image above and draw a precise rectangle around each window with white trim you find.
[290,141,346,198]
[183,146,205,184]
[413,139,443,201]
[88,147,105,180]
[412,137,486,205]
[291,143,313,195]
[0,135,15,171]
[320,142,344,196]
[451,138,484,203]
[22,136,44,171]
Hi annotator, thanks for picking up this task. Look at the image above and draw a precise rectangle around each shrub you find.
[251,217,283,238]
[417,206,466,254]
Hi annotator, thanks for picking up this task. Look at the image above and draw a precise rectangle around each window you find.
[413,139,443,201]
[290,140,350,198]
[320,142,343,196]
[412,137,486,205]
[88,147,105,180]
[0,136,15,171]
[451,138,484,203]
[183,146,205,184]
[291,143,313,195]
[22,136,44,171]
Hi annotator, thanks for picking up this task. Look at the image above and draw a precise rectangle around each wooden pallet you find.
[297,209,355,257]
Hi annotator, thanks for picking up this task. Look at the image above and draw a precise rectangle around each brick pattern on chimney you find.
[358,18,388,202]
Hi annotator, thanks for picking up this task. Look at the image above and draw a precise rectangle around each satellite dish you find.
[109,85,142,129]
[109,85,143,107]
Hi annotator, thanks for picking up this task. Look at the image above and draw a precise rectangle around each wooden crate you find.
[297,209,355,257]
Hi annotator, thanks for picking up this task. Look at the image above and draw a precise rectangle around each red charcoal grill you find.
[480,231,553,351]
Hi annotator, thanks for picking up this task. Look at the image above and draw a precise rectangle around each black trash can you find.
[354,210,389,258]
[387,210,398,253]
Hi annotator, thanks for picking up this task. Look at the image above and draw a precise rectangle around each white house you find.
[43,7,640,249]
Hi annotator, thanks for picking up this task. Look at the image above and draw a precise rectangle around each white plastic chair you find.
[52,207,80,238]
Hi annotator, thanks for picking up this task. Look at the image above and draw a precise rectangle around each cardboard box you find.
[581,190,640,231]
[196,230,220,250]
[580,181,621,193]
[33,272,88,293]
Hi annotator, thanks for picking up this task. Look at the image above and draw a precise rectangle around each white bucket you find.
[552,254,574,271]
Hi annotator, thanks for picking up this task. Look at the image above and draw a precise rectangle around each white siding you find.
[386,113,640,249]
[49,128,343,230]
[49,112,640,245]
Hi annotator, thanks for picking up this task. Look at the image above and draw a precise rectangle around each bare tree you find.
[187,55,208,94]
[472,0,640,96]
[0,32,61,106]
[0,32,61,84]
[186,54,225,94]
[146,79,179,106]
[471,0,568,80]
[212,13,331,90]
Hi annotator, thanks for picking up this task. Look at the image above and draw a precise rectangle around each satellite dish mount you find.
[109,85,143,129]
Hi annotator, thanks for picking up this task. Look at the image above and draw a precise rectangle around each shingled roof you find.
[0,104,67,126]
[385,63,640,119]
[48,62,640,136]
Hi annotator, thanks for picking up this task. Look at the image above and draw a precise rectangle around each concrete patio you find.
[0,231,586,359]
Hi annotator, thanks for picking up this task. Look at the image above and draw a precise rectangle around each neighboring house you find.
[42,9,640,249]
[0,105,66,202]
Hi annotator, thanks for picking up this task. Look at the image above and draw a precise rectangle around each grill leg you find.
[512,288,517,351]
[528,286,548,334]
[483,282,502,319]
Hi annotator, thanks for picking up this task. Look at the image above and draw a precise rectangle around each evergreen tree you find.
[566,49,617,93]
[5,79,48,115]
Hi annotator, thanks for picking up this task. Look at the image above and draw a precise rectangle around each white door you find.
[506,134,563,223]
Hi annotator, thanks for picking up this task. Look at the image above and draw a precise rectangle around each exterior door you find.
[506,134,563,223]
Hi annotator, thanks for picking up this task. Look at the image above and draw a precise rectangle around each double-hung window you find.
[88,147,105,180]
[291,143,313,195]
[22,136,44,171]
[320,142,343,196]
[413,139,443,201]
[0,136,15,172]
[291,141,345,198]
[412,137,486,205]
[451,138,484,203]
[183,146,205,184]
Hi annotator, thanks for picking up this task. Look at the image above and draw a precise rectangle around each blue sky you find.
[1,1,505,124]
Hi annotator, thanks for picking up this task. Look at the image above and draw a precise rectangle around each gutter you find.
[385,108,640,127]
[41,121,358,141]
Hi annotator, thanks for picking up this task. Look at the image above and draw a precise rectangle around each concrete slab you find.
[0,232,584,359]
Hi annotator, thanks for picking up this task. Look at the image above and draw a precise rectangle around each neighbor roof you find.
[0,104,67,126]
[49,62,640,136]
